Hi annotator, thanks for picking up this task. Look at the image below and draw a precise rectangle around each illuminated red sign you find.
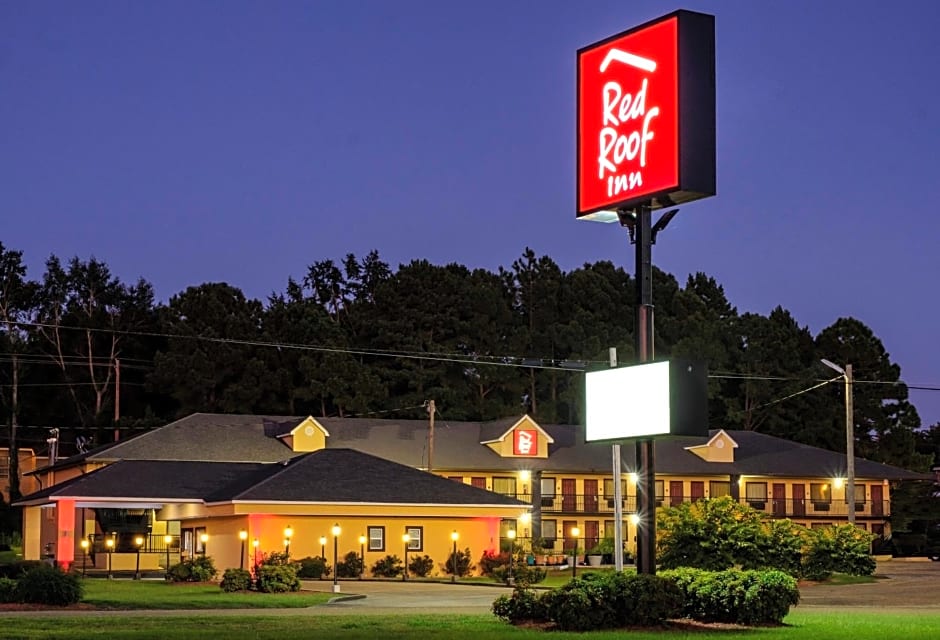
[513,429,538,456]
[577,10,715,219]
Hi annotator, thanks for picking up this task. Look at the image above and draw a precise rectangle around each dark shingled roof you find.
[86,413,306,463]
[231,448,528,505]
[29,413,928,483]
[319,418,926,480]
[18,460,269,503]
[15,449,528,508]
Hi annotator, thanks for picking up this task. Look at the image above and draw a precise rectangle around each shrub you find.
[478,550,510,578]
[407,554,434,577]
[442,547,475,577]
[492,587,550,624]
[16,564,84,606]
[497,572,682,631]
[662,567,799,625]
[752,519,804,575]
[296,556,330,579]
[802,524,876,580]
[371,555,403,578]
[167,555,218,582]
[256,562,301,592]
[336,551,363,578]
[0,560,42,579]
[220,568,252,592]
[0,577,18,603]
[491,562,546,586]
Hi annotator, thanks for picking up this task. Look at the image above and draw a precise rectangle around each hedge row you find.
[492,568,800,631]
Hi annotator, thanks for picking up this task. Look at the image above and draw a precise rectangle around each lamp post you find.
[252,538,260,574]
[134,536,144,580]
[200,532,209,557]
[822,359,855,524]
[331,524,341,592]
[358,535,366,580]
[450,530,459,583]
[105,537,114,580]
[402,533,411,581]
[164,534,172,580]
[239,530,248,570]
[284,525,293,556]
[79,539,89,578]
[319,536,327,560]
[507,529,516,585]
[570,526,580,578]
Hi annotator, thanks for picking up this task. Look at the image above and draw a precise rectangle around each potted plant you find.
[588,536,616,566]
[530,537,550,566]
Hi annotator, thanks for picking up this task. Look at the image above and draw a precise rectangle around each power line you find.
[7,320,940,390]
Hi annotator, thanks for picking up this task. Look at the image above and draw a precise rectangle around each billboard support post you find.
[630,204,657,575]
[577,9,715,577]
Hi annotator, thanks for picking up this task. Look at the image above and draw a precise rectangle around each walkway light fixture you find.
[134,536,144,580]
[570,526,580,578]
[402,533,411,581]
[239,530,248,570]
[284,525,294,555]
[507,529,517,585]
[79,539,89,578]
[319,535,327,559]
[200,532,209,556]
[331,524,341,592]
[164,534,172,579]
[105,537,114,580]
[358,535,366,580]
[450,530,459,583]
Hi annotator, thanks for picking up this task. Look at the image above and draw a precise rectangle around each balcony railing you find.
[86,533,179,555]
[502,493,890,519]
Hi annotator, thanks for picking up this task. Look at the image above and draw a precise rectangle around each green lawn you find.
[79,579,334,609]
[0,611,938,639]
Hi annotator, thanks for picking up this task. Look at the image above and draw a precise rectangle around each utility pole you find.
[821,359,855,525]
[844,364,855,524]
[113,358,121,442]
[427,400,436,473]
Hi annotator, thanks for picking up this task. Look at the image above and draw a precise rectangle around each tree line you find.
[1,242,937,503]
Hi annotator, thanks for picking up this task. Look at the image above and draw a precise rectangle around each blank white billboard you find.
[585,360,671,441]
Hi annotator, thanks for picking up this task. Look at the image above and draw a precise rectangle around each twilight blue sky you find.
[3,1,940,426]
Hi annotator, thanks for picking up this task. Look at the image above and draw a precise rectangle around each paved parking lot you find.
[797,559,940,610]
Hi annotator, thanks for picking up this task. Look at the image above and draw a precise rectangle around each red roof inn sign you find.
[577,10,715,219]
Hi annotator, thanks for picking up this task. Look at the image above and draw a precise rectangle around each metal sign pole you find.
[631,204,656,575]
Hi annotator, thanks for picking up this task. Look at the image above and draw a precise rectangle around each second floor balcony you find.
[504,493,890,520]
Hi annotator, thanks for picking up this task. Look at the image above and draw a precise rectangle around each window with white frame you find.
[368,526,385,552]
[745,482,767,509]
[811,483,831,510]
[492,477,517,497]
[709,481,731,498]
[541,519,557,543]
[541,477,556,507]
[405,526,423,551]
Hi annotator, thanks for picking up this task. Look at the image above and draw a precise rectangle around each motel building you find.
[16,413,924,575]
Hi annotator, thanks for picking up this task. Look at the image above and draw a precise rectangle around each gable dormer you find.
[265,416,329,453]
[684,429,738,463]
[479,415,553,459]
